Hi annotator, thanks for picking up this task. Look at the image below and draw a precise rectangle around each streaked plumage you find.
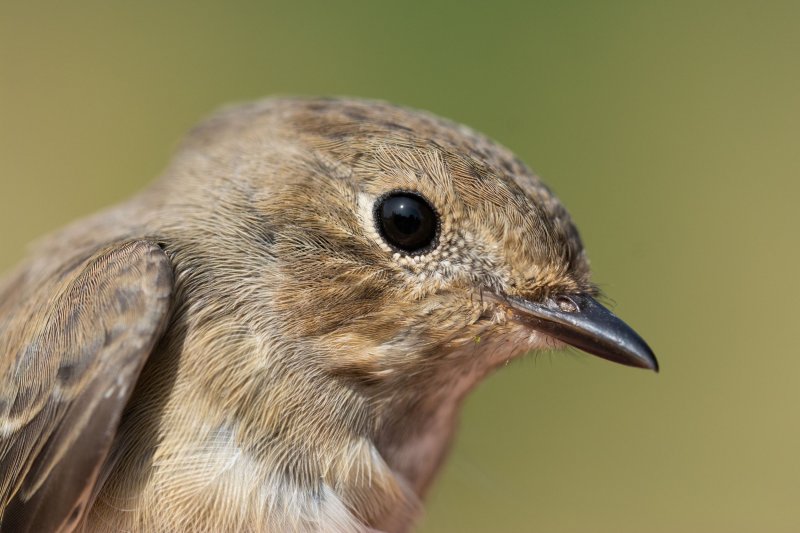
[0,97,656,532]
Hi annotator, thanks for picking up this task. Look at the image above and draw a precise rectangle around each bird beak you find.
[502,293,659,371]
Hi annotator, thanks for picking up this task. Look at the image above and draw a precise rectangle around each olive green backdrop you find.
[2,2,798,532]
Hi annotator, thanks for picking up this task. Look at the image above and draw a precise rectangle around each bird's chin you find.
[451,308,568,371]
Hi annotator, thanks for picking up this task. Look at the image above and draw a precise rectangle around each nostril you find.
[555,295,579,313]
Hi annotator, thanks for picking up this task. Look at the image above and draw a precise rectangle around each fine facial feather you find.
[0,97,599,532]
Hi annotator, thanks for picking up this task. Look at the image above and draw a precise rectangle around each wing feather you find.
[0,240,173,532]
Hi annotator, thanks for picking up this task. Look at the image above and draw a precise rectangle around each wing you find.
[0,240,173,532]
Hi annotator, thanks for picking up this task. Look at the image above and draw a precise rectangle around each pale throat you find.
[372,322,552,495]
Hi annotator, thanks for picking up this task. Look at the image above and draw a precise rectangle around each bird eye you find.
[375,192,438,254]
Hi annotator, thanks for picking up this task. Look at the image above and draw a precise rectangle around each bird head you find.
[148,97,656,465]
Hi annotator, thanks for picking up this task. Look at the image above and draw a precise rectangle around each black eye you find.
[375,192,438,254]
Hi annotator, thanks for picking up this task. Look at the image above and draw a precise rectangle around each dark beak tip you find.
[649,354,660,373]
[630,333,659,373]
[594,344,659,373]
[597,331,659,373]
[624,340,659,373]
[638,352,659,373]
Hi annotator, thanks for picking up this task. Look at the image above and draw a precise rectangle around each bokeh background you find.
[2,2,798,531]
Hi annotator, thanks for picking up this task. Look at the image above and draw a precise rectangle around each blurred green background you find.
[2,2,798,531]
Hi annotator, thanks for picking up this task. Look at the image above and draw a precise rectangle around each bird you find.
[0,97,657,532]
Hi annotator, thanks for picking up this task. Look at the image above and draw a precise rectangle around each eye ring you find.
[374,190,440,255]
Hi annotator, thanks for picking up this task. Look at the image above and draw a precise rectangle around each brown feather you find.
[0,98,594,532]
[0,241,173,532]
